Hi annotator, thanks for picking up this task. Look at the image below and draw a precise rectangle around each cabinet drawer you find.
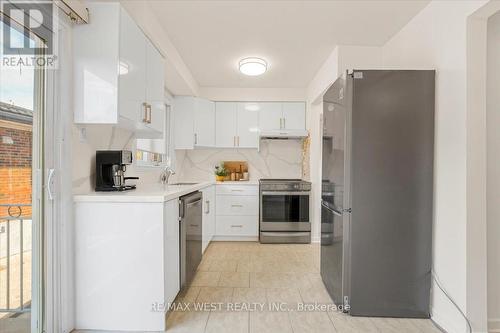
[216,215,258,237]
[216,185,258,196]
[216,195,258,216]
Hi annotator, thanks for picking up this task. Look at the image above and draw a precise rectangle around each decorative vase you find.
[216,175,225,182]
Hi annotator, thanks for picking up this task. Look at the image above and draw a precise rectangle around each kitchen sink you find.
[171,182,198,185]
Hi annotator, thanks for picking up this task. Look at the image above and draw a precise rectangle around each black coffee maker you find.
[95,150,139,191]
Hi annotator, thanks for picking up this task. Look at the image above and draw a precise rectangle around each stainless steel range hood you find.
[259,129,309,140]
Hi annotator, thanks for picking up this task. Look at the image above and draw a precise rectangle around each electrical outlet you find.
[79,127,87,143]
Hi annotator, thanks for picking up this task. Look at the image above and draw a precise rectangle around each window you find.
[135,102,174,168]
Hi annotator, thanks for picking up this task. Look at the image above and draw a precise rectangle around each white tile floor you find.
[165,241,442,333]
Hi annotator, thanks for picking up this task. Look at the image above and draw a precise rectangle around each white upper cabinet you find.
[237,103,260,148]
[214,102,259,148]
[215,102,238,148]
[282,102,306,130]
[145,38,165,133]
[73,3,165,138]
[173,97,195,149]
[175,100,306,149]
[258,102,283,131]
[118,7,146,126]
[258,102,306,131]
[194,98,216,147]
[173,96,215,149]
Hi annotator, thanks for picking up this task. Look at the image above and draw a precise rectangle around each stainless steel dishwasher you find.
[179,191,203,289]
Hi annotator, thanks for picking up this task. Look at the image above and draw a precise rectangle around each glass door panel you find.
[0,15,44,333]
[261,194,309,222]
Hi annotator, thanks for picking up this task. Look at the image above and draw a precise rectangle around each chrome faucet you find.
[160,165,175,185]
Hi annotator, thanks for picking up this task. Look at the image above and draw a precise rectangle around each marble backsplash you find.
[173,140,304,181]
[72,122,305,193]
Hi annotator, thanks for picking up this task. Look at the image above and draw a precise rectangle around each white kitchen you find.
[1,1,499,333]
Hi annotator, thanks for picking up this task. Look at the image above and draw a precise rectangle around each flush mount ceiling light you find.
[239,57,267,76]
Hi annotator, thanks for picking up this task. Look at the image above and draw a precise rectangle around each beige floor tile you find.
[191,271,221,287]
[205,311,249,333]
[166,310,210,333]
[163,242,439,333]
[306,272,326,288]
[249,311,293,333]
[233,288,267,303]
[196,287,233,303]
[292,273,314,289]
[370,317,425,333]
[407,318,443,333]
[209,259,238,272]
[266,288,302,306]
[328,312,378,333]
[176,286,201,303]
[229,251,252,261]
[236,260,252,272]
[289,311,336,333]
[249,271,291,288]
[299,284,334,304]
[218,271,250,287]
[197,259,213,271]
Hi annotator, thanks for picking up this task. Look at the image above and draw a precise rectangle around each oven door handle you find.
[261,191,310,196]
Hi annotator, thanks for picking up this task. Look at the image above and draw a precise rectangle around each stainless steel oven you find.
[259,179,311,243]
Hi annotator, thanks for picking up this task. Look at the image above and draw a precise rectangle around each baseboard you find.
[212,236,259,242]
[489,318,500,332]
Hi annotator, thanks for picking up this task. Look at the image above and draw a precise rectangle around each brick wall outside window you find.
[0,122,32,218]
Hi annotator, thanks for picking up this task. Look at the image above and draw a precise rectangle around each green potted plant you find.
[214,163,227,181]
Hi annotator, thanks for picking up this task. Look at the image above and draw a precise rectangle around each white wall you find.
[306,47,338,242]
[306,45,382,242]
[487,11,500,333]
[381,1,488,332]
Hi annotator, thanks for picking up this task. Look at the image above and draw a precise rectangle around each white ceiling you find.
[149,0,429,89]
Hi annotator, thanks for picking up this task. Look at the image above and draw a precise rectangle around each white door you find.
[215,102,237,147]
[0,16,56,333]
[282,102,306,130]
[119,8,146,126]
[194,98,215,147]
[258,102,282,131]
[237,103,259,148]
[145,39,164,133]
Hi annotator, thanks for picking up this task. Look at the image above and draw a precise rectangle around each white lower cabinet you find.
[215,184,259,240]
[74,199,179,331]
[201,185,216,252]
[164,199,180,307]
[216,195,258,216]
[216,215,259,237]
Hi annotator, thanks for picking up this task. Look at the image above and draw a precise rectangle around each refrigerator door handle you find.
[321,200,343,217]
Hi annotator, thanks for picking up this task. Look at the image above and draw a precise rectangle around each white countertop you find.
[73,180,259,203]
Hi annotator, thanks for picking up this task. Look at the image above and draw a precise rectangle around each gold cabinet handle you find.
[147,104,152,124]
[142,102,148,123]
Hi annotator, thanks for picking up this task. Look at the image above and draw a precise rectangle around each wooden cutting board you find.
[223,161,248,173]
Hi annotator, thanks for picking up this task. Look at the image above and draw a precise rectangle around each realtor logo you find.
[1,0,58,68]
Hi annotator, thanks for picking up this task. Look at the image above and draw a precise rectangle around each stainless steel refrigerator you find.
[320,70,435,318]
